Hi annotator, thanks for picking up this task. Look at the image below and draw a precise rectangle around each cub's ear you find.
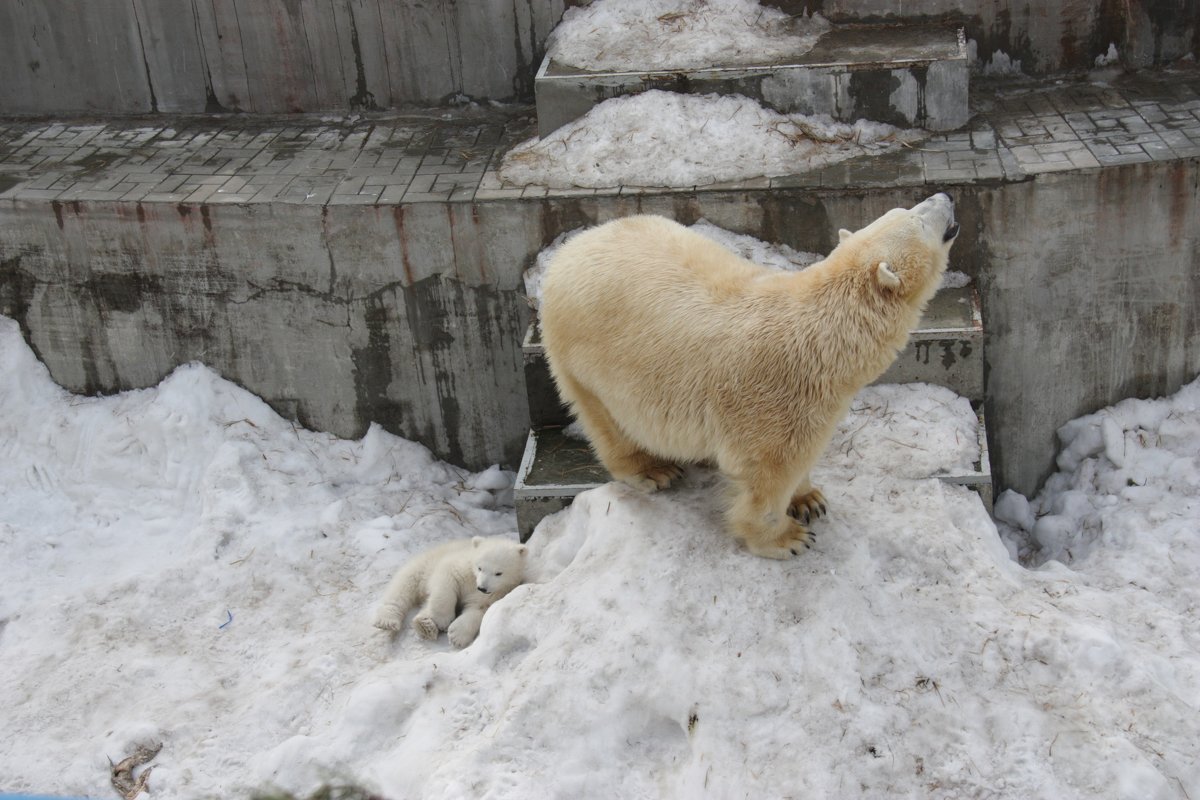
[472,536,484,548]
[838,228,853,243]
[517,545,528,557]
[875,261,901,289]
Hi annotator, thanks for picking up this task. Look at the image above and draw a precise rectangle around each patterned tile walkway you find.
[1,68,1198,205]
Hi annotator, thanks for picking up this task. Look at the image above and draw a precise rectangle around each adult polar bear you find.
[540,193,960,559]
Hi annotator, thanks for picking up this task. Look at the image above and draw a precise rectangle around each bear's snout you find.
[477,585,490,594]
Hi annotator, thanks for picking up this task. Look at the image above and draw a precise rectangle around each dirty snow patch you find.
[549,0,831,72]
[499,91,925,189]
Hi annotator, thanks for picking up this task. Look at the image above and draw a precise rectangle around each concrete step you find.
[514,403,993,541]
[535,23,969,137]
[522,284,984,430]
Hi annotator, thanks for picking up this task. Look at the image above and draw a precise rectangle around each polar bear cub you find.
[540,193,960,559]
[374,536,528,647]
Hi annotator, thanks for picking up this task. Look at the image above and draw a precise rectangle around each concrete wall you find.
[2,160,1198,491]
[0,0,568,114]
[1,0,1194,116]
[800,0,1198,75]
[0,199,542,469]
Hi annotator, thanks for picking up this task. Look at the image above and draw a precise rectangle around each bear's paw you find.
[412,614,440,640]
[788,487,828,525]
[373,604,405,631]
[447,616,480,648]
[622,462,684,492]
[747,521,815,560]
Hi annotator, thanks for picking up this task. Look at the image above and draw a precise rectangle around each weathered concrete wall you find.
[0,199,542,469]
[776,0,1198,74]
[974,161,1200,496]
[1,0,1194,115]
[1,160,1198,489]
[0,0,568,114]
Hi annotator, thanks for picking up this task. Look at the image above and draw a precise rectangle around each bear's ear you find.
[838,228,853,243]
[517,545,528,557]
[472,536,484,548]
[875,261,901,290]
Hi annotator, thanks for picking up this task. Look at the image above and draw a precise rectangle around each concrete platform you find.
[1,72,1198,207]
[513,407,993,541]
[536,24,969,136]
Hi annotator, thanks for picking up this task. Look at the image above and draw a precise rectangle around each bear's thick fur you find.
[540,194,960,559]
[374,536,528,647]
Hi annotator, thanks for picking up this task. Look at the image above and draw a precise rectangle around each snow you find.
[499,91,925,189]
[548,0,831,72]
[3,310,1200,799]
[996,378,1200,573]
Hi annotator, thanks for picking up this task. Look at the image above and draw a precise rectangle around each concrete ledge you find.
[536,24,969,136]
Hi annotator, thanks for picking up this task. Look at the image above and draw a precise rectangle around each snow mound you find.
[499,91,925,189]
[997,377,1200,575]
[4,313,1199,799]
[549,0,831,72]
[313,470,1197,799]
[0,316,516,799]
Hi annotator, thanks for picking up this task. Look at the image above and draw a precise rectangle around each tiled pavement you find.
[1,68,1198,206]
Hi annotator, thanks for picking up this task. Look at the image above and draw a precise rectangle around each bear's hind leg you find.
[726,465,814,560]
[558,374,682,491]
[412,573,458,640]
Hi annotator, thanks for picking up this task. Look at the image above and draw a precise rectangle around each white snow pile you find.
[2,311,1199,799]
[548,0,831,72]
[499,90,925,189]
[995,377,1200,570]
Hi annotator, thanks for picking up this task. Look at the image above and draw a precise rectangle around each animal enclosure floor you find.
[0,68,1198,204]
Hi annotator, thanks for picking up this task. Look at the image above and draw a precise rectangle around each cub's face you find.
[471,537,528,596]
[836,192,960,303]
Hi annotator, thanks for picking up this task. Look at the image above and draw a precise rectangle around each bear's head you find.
[471,536,528,596]
[834,192,960,309]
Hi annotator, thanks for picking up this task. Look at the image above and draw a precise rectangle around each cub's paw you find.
[412,614,440,640]
[447,618,478,648]
[788,488,828,525]
[373,604,404,631]
[746,521,815,560]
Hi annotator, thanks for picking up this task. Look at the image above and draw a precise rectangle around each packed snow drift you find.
[1,311,1198,799]
[499,91,925,189]
[548,0,831,72]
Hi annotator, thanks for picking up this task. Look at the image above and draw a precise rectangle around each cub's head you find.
[471,536,528,596]
[833,192,960,308]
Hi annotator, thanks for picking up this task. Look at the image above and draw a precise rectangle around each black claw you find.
[790,548,799,556]
[819,503,827,516]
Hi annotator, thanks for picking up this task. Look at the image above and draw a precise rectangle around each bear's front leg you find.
[788,482,828,525]
[727,467,815,559]
[412,574,458,640]
[447,606,485,648]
